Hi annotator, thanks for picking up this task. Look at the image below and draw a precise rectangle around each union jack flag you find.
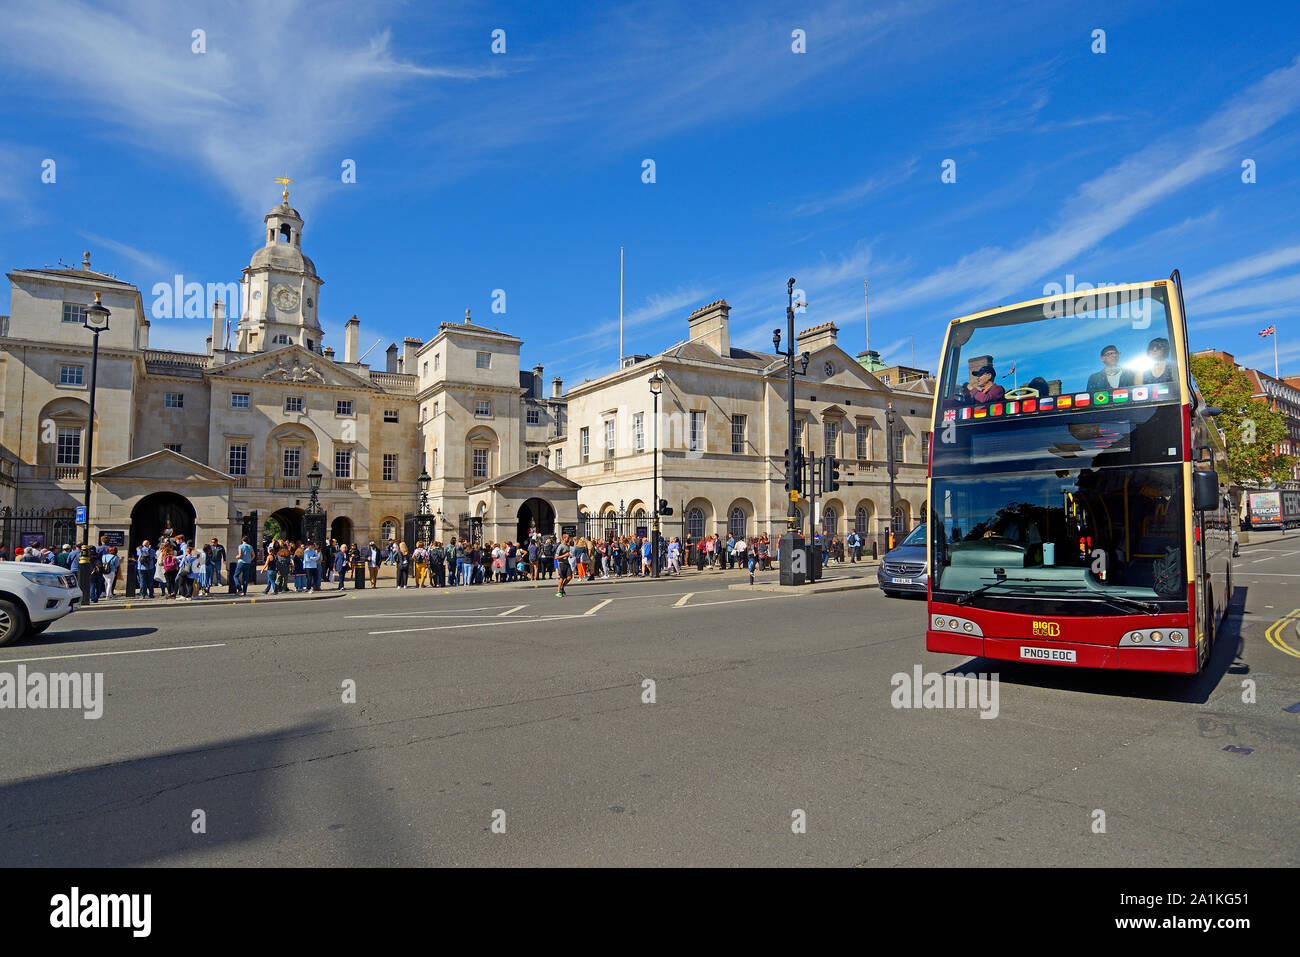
[1259,326,1276,337]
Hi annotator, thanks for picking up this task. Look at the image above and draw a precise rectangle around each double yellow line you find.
[1265,609,1300,659]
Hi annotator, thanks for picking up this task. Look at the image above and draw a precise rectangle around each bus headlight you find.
[963,621,973,632]
[1150,631,1163,642]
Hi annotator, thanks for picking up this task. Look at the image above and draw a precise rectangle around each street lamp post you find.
[417,468,433,542]
[773,279,809,584]
[649,370,664,578]
[886,404,898,551]
[304,460,325,544]
[78,292,110,598]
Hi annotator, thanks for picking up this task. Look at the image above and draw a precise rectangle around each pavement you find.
[0,547,1295,867]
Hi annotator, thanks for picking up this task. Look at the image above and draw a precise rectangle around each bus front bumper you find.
[926,630,1200,674]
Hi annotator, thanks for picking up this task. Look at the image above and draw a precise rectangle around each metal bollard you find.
[354,561,366,589]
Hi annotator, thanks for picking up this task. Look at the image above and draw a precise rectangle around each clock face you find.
[272,284,299,311]
[824,361,834,377]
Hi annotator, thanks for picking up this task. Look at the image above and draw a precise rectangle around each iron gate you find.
[0,507,78,553]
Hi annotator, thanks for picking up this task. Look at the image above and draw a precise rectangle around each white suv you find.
[0,562,82,645]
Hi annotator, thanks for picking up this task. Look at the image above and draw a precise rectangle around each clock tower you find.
[235,186,325,354]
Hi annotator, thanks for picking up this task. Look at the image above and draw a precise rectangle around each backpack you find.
[163,553,177,572]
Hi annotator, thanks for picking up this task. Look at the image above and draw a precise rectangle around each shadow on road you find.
[943,585,1250,705]
[7,626,160,650]
[0,714,421,866]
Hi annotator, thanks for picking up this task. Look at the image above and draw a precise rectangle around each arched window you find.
[822,506,837,536]
[855,507,870,536]
[728,507,746,539]
[381,519,397,541]
[687,507,705,540]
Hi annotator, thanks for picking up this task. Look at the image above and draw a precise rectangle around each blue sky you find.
[1,0,1298,387]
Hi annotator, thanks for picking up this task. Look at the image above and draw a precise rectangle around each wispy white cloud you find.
[0,1,495,221]
[1187,243,1300,298]
[791,160,918,216]
[873,53,1300,316]
[77,231,173,276]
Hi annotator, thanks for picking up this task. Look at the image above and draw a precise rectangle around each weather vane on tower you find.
[275,176,292,204]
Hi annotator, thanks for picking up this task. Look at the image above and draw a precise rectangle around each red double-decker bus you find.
[926,273,1232,674]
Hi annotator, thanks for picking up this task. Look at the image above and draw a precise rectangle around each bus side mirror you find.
[1192,469,1219,511]
[1202,406,1223,417]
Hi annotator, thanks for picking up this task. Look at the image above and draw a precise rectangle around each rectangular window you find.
[59,364,84,386]
[580,427,590,463]
[62,303,87,324]
[56,428,80,465]
[384,408,399,423]
[382,453,397,482]
[228,444,248,476]
[604,418,616,457]
[731,414,746,454]
[336,399,353,416]
[528,452,540,465]
[527,408,540,425]
[824,420,839,457]
[335,448,352,478]
[475,400,491,417]
[857,425,870,460]
[164,443,182,454]
[893,430,905,465]
[434,354,440,371]
[794,419,804,452]
[633,413,645,453]
[423,362,428,376]
[283,447,301,478]
[555,449,563,469]
[431,448,438,475]
[231,392,250,409]
[432,401,439,418]
[921,431,931,463]
[475,351,491,369]
[472,448,488,479]
[165,392,184,409]
[285,396,303,413]
[689,411,704,452]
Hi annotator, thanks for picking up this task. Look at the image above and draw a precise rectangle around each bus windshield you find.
[930,463,1187,609]
[938,284,1179,410]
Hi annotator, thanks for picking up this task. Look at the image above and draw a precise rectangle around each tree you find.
[1190,354,1293,486]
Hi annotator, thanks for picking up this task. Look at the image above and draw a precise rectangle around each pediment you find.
[467,463,581,494]
[209,344,375,390]
[93,449,233,484]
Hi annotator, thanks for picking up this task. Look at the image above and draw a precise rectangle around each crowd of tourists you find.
[0,526,871,602]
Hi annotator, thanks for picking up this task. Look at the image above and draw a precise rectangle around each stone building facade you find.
[0,197,931,557]
[561,300,932,547]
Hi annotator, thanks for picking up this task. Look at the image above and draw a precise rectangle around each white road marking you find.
[498,605,527,617]
[675,595,794,609]
[1252,557,1275,563]
[370,615,583,636]
[0,643,226,665]
[674,593,695,607]
[1280,550,1300,558]
[346,605,519,618]
[585,599,613,616]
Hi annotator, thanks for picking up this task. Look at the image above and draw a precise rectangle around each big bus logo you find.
[1032,621,1061,637]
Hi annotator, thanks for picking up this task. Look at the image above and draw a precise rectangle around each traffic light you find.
[823,455,840,492]
[784,448,805,493]
[658,498,673,516]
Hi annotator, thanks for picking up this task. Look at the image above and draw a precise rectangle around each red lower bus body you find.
[926,599,1200,674]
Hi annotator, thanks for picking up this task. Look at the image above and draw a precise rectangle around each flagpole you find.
[619,246,624,366]
[1275,324,1279,379]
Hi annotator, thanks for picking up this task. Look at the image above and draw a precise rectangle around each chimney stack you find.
[344,315,360,364]
[323,346,335,360]
[534,363,544,397]
[686,299,731,356]
[385,343,398,373]
[552,376,563,398]
[796,321,839,355]
[403,337,422,375]
[209,297,225,356]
